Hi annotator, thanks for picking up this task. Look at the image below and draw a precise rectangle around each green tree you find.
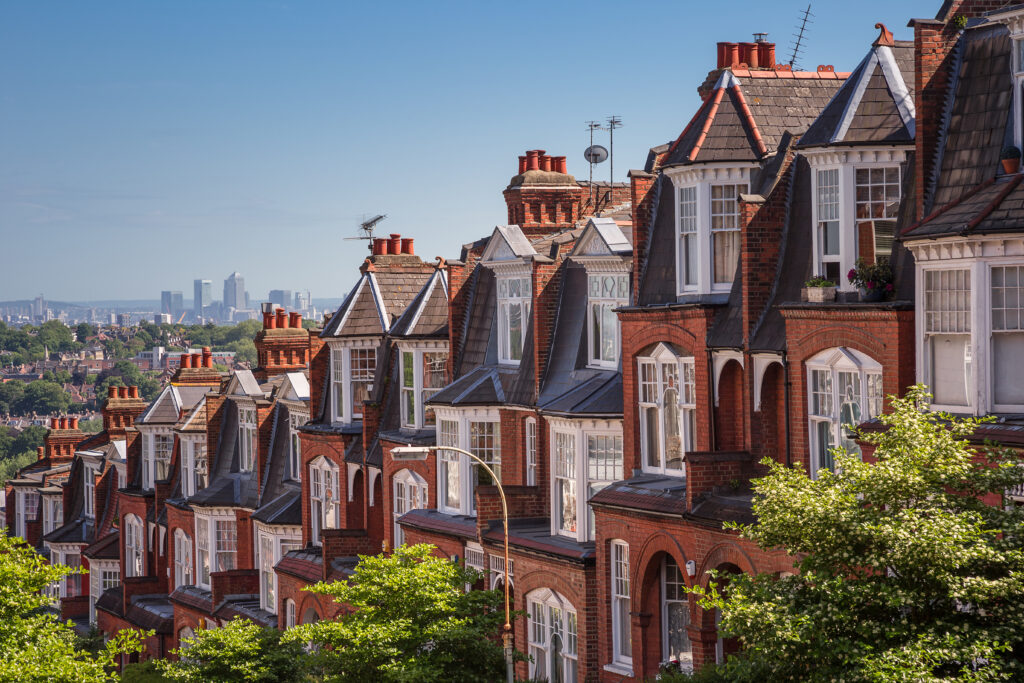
[299,543,510,682]
[102,338,127,360]
[36,320,77,354]
[12,425,47,458]
[78,418,103,433]
[226,339,256,366]
[94,361,161,402]
[157,618,307,683]
[14,380,71,416]
[0,529,145,680]
[75,322,96,342]
[0,381,24,414]
[691,386,1024,682]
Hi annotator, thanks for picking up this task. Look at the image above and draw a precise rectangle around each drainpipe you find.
[707,349,717,452]
[782,351,792,467]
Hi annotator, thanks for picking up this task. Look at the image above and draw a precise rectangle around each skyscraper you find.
[193,279,212,317]
[161,290,183,318]
[269,290,292,308]
[223,272,245,310]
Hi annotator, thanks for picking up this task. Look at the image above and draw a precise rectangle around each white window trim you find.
[586,272,629,368]
[254,522,301,614]
[193,508,237,590]
[173,528,193,588]
[805,347,883,479]
[495,273,532,366]
[284,598,296,628]
[309,456,341,545]
[433,407,501,517]
[237,403,257,473]
[397,341,449,430]
[610,540,633,668]
[804,148,908,291]
[666,165,755,297]
[661,556,693,671]
[124,513,145,578]
[328,339,378,424]
[180,434,208,498]
[139,426,173,490]
[526,587,579,682]
[288,410,307,481]
[88,560,119,625]
[525,418,538,487]
[638,343,696,477]
[83,464,97,519]
[392,469,428,547]
[547,417,624,542]
[43,494,63,534]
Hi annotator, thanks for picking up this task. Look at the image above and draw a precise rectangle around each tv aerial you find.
[584,116,622,211]
[345,214,387,251]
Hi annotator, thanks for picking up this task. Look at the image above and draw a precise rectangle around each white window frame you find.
[525,418,538,487]
[180,435,208,498]
[662,555,693,672]
[496,275,532,365]
[284,598,296,628]
[193,509,237,590]
[238,404,257,473]
[288,410,307,481]
[710,183,745,287]
[398,342,449,429]
[309,456,341,545]
[527,588,578,682]
[141,427,173,490]
[83,464,97,519]
[328,340,378,424]
[806,347,883,479]
[173,528,193,588]
[549,418,624,542]
[15,489,38,540]
[1013,32,1024,151]
[124,513,144,578]
[610,540,632,668]
[254,524,302,614]
[392,469,428,547]
[43,495,62,534]
[638,344,695,476]
[433,408,501,517]
[88,560,119,625]
[587,273,629,368]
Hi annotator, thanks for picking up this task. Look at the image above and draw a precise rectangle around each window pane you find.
[643,406,660,469]
[509,304,523,361]
[928,335,972,406]
[994,332,1024,405]
[712,230,739,284]
[664,388,683,470]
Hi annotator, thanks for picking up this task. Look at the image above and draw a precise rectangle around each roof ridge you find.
[901,177,997,236]
[688,86,727,161]
[966,175,1023,232]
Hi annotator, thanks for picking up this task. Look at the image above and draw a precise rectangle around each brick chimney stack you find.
[504,149,585,236]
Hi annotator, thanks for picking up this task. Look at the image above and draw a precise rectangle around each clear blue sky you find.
[0,0,938,303]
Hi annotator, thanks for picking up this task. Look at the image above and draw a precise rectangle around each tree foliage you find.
[691,386,1024,682]
[298,543,511,682]
[0,529,144,681]
[94,362,161,403]
[157,618,306,683]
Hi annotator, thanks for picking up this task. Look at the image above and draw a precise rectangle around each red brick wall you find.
[630,172,656,297]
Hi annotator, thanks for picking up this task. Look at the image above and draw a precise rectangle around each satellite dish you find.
[584,145,609,164]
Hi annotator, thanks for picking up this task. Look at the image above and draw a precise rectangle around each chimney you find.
[59,417,67,430]
[518,156,527,174]
[70,417,79,430]
[129,385,139,399]
[758,41,775,68]
[375,237,390,255]
[181,353,192,369]
[37,446,44,460]
[262,311,273,328]
[540,155,552,172]
[554,156,567,173]
[191,352,201,367]
[118,386,129,399]
[717,42,728,68]
[289,312,301,328]
[727,42,740,68]
[740,42,758,67]
[401,237,414,255]
[526,149,540,171]
[275,308,287,329]
[108,386,118,399]
[389,233,401,254]
[203,347,212,368]
[50,417,59,430]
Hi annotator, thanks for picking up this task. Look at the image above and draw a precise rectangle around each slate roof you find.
[427,366,510,406]
[322,269,434,338]
[664,70,847,166]
[388,270,449,338]
[481,519,595,562]
[137,385,209,425]
[275,547,323,582]
[398,508,478,540]
[799,42,915,147]
[187,397,261,509]
[928,23,1011,212]
[214,595,275,628]
[905,175,1024,238]
[589,474,688,516]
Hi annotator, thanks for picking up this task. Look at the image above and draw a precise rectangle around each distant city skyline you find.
[0,0,937,300]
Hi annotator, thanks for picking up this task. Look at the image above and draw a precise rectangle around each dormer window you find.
[816,168,842,282]
[588,274,628,367]
[288,412,305,480]
[181,436,208,497]
[497,276,531,364]
[400,346,448,429]
[309,457,340,544]
[142,430,172,490]
[711,183,744,285]
[329,343,377,424]
[238,406,257,473]
[83,465,96,518]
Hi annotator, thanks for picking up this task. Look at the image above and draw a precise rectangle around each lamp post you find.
[392,445,514,683]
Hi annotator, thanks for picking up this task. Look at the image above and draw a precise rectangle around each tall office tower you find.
[223,272,245,310]
[294,290,310,311]
[161,291,183,318]
[32,295,45,319]
[269,290,292,308]
[194,279,212,317]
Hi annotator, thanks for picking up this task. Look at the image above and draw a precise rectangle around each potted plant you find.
[847,257,894,302]
[802,276,837,303]
[1001,146,1021,175]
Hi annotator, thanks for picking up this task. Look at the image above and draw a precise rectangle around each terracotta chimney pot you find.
[50,417,59,429]
[71,417,79,430]
[727,42,740,67]
[758,42,775,68]
[518,156,527,174]
[526,149,540,171]
[401,237,414,255]
[540,155,552,172]
[191,353,201,367]
[181,353,192,369]
[717,42,728,68]
[741,42,758,67]
[129,386,139,399]
[108,386,118,399]
[202,347,212,367]
[119,386,129,399]
[276,309,287,329]
[555,156,567,173]
[59,417,67,430]
[389,233,401,254]
[37,446,44,459]
[289,312,300,328]
[262,311,272,328]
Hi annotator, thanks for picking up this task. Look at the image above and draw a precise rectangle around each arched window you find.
[284,599,296,628]
[610,540,631,666]
[392,469,428,547]
[525,418,537,486]
[178,627,195,650]
[124,514,144,578]
[526,588,578,682]
[302,607,320,625]
[662,556,692,671]
[638,343,695,475]
[309,457,341,544]
[174,529,193,588]
[806,347,882,478]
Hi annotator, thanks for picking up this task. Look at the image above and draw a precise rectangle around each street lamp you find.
[392,445,514,683]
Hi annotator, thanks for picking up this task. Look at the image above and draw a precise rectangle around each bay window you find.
[309,457,340,543]
[855,167,901,220]
[497,276,531,364]
[527,588,578,682]
[142,430,172,489]
[816,168,842,283]
[329,343,378,423]
[174,529,193,588]
[124,514,144,578]
[215,519,236,571]
[392,469,428,547]
[434,410,501,516]
[806,347,882,478]
[238,405,257,473]
[638,345,695,475]
[711,184,743,285]
[550,420,624,542]
[990,265,1024,408]
[256,530,301,613]
[588,274,628,367]
[923,268,972,409]
[44,496,62,534]
[678,186,698,289]
[662,556,693,671]
[83,465,96,518]
[89,562,118,625]
[611,540,632,667]
[194,511,237,589]
[181,436,208,497]
[196,517,210,587]
[15,490,39,540]
[400,346,448,429]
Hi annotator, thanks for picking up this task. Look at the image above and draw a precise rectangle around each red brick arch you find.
[634,531,692,589]
[697,541,756,583]
[789,327,888,364]
[516,568,582,611]
[624,325,700,356]
[296,591,329,624]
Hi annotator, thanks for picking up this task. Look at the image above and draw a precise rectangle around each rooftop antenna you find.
[788,4,813,70]
[344,214,387,252]
[585,121,604,208]
[607,116,623,195]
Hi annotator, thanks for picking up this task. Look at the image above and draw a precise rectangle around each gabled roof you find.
[664,69,847,166]
[427,366,509,406]
[322,269,433,337]
[480,225,537,262]
[137,385,208,425]
[389,270,449,338]
[278,372,310,402]
[227,369,264,398]
[904,175,1024,238]
[798,40,915,147]
[569,217,632,258]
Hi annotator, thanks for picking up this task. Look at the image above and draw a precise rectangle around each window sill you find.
[603,662,634,677]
